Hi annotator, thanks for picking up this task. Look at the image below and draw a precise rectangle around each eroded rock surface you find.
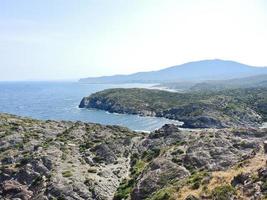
[0,114,140,200]
[0,114,266,200]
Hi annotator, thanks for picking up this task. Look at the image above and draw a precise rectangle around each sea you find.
[0,81,181,132]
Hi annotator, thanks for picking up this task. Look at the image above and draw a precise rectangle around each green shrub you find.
[171,158,183,165]
[187,171,210,190]
[149,187,176,200]
[211,185,236,200]
[171,149,184,156]
[79,141,94,152]
[93,156,104,163]
[142,148,160,162]
[130,160,146,177]
[113,178,134,200]
[262,181,267,191]
[62,170,73,177]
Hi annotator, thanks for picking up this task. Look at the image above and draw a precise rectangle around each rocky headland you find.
[79,88,267,129]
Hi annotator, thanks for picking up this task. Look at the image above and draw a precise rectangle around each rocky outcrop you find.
[0,114,140,200]
[1,180,33,200]
[116,124,267,199]
[79,88,266,129]
[0,114,266,200]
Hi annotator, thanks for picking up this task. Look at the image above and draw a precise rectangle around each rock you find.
[231,173,250,187]
[1,180,33,200]
[92,144,117,164]
[149,124,180,139]
[41,156,53,170]
[181,116,224,129]
[185,195,199,200]
[0,113,266,200]
[264,141,267,153]
[132,158,190,199]
[258,168,267,179]
[1,156,15,165]
[84,156,94,165]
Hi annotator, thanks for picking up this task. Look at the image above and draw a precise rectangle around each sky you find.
[0,0,267,81]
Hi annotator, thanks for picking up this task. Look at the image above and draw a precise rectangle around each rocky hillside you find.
[0,113,141,200]
[79,88,267,129]
[1,113,267,200]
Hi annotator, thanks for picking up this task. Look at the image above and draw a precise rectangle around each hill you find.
[158,74,267,92]
[79,87,267,128]
[190,74,267,91]
[1,114,267,200]
[80,59,267,83]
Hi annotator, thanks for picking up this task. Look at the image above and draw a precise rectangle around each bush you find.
[171,158,183,165]
[211,185,236,200]
[130,160,146,177]
[171,148,184,156]
[62,170,73,177]
[142,148,160,162]
[187,171,210,190]
[113,178,134,200]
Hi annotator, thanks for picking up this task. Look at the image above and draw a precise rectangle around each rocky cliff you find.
[79,88,266,129]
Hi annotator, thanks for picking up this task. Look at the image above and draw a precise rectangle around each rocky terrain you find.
[1,113,267,200]
[79,88,267,129]
[0,113,142,200]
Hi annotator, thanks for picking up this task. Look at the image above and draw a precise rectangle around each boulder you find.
[1,180,33,200]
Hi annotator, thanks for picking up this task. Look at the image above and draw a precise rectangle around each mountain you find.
[190,74,267,91]
[157,74,267,92]
[80,59,267,83]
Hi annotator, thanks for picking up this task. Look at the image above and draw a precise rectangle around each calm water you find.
[0,82,180,132]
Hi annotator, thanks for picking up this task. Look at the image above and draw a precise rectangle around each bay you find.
[0,81,180,132]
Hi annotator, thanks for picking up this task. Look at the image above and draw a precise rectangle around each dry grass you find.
[175,146,266,200]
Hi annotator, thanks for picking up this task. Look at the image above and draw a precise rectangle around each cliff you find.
[79,88,266,129]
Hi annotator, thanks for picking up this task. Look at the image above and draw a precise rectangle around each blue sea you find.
[0,82,180,132]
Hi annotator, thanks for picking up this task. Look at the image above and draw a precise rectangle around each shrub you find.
[211,185,236,200]
[62,170,73,177]
[142,148,160,162]
[171,149,184,156]
[187,171,211,190]
[113,178,134,200]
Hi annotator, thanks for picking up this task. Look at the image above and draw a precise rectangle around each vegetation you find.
[211,185,236,200]
[81,87,267,128]
[62,170,73,177]
[187,171,211,190]
[149,187,177,200]
[0,108,266,199]
[141,148,161,162]
[114,150,149,199]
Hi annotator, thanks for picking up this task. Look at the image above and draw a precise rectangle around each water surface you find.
[0,82,180,131]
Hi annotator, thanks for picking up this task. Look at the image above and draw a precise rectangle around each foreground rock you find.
[0,113,141,200]
[0,114,266,200]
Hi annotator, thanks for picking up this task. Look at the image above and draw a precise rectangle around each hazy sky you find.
[1,0,267,80]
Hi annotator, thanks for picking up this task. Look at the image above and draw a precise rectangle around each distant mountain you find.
[80,59,267,83]
[190,74,267,91]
